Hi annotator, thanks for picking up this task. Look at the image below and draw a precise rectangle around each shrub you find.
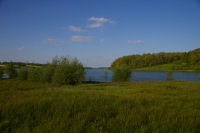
[18,68,28,80]
[28,69,42,82]
[6,63,17,78]
[41,57,59,83]
[166,71,174,81]
[0,69,3,80]
[52,57,84,85]
[42,65,55,83]
[194,63,200,71]
[113,65,132,81]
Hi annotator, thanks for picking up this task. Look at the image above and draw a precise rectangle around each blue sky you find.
[0,0,200,67]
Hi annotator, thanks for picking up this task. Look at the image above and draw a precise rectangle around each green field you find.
[132,63,200,71]
[0,80,200,133]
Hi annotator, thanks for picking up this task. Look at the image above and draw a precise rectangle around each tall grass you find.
[0,80,200,132]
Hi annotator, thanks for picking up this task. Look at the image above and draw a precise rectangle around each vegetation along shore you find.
[111,48,200,71]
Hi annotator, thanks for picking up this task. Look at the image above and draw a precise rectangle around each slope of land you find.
[133,63,200,71]
[111,48,200,71]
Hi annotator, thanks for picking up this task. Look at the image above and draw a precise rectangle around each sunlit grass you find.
[133,63,200,71]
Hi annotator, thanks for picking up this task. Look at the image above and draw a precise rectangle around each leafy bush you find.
[0,69,3,80]
[28,69,42,82]
[42,65,55,83]
[6,63,17,79]
[18,68,28,80]
[41,57,59,83]
[166,71,174,81]
[113,65,131,81]
[52,57,84,85]
[194,63,200,71]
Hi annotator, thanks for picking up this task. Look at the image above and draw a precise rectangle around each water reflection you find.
[102,71,108,82]
[166,71,174,81]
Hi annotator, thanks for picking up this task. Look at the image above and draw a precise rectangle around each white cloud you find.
[70,35,93,43]
[44,37,65,45]
[69,25,85,32]
[88,17,113,23]
[128,40,144,44]
[88,17,113,28]
[17,46,24,51]
[88,23,103,28]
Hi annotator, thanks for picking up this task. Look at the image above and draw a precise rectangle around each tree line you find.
[0,62,44,67]
[0,56,132,83]
[0,57,85,85]
[111,48,200,70]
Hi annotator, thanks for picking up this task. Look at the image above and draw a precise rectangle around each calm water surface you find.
[84,69,200,82]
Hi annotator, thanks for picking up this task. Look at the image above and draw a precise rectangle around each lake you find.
[84,69,200,82]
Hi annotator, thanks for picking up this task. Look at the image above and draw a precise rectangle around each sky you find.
[0,0,200,67]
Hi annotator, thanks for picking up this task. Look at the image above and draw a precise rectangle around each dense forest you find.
[111,48,200,71]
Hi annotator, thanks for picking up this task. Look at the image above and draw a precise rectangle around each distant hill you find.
[0,62,44,66]
[111,48,200,71]
[0,62,45,70]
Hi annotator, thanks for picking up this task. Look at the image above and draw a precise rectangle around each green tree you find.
[18,68,28,80]
[42,65,56,83]
[188,48,200,64]
[6,62,17,78]
[0,69,3,80]
[166,71,174,81]
[41,56,59,83]
[110,49,200,70]
[52,57,84,85]
[113,65,132,82]
[28,69,42,82]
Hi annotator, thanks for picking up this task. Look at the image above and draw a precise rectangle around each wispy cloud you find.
[44,37,65,45]
[88,23,103,28]
[128,40,144,44]
[88,17,113,28]
[88,17,113,23]
[17,46,24,51]
[70,35,93,43]
[69,25,85,32]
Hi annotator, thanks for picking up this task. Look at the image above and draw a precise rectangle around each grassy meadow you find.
[132,63,200,71]
[0,79,200,133]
